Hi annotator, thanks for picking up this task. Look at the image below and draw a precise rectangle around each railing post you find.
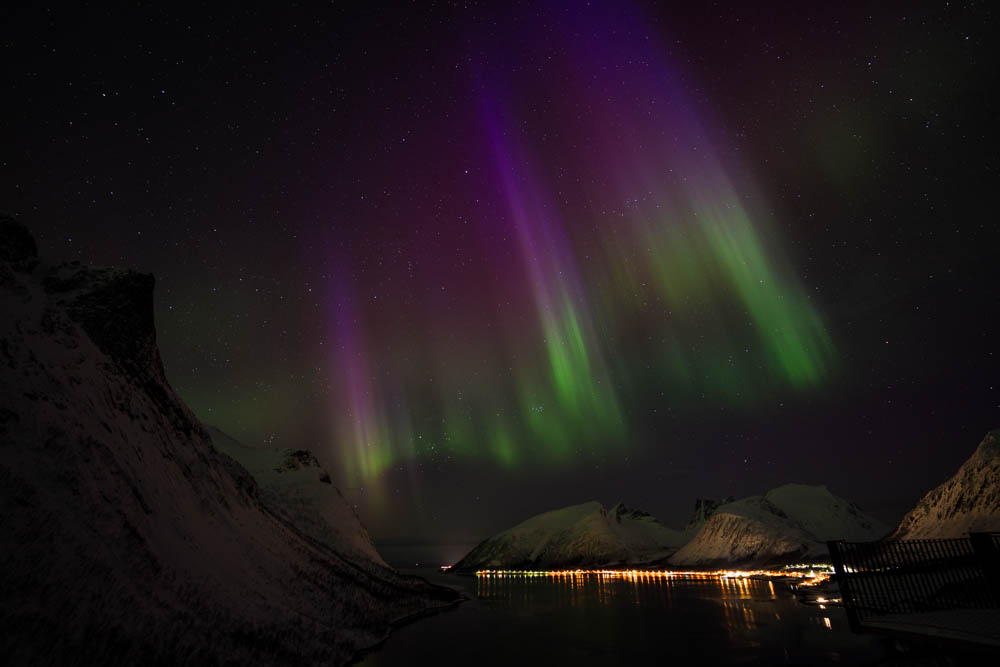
[828,540,863,633]
[970,532,1000,604]
[831,534,998,644]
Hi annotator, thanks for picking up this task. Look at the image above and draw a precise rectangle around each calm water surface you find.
[358,570,889,666]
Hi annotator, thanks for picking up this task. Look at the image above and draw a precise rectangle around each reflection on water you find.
[359,569,886,666]
[476,571,800,636]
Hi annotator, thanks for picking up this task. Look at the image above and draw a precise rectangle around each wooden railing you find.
[828,533,1000,632]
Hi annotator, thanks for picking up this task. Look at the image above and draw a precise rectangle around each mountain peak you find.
[671,484,886,568]
[609,501,652,521]
[974,430,1000,459]
[891,429,1000,539]
[453,500,684,571]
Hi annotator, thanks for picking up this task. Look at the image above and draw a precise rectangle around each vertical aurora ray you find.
[692,188,832,387]
[328,284,417,498]
[537,0,835,398]
[329,287,390,487]
[480,94,625,456]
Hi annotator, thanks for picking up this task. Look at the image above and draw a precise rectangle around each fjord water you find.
[358,570,886,665]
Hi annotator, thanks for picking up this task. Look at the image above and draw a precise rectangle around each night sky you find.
[3,2,996,564]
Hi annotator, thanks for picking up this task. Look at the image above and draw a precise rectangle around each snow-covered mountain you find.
[453,500,689,571]
[669,484,888,567]
[207,425,388,567]
[0,218,458,665]
[890,430,1000,539]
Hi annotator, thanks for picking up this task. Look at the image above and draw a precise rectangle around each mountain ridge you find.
[454,483,888,571]
[890,430,1000,539]
[669,483,887,568]
[452,500,690,571]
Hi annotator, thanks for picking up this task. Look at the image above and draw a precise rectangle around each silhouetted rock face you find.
[891,430,1000,539]
[44,263,159,372]
[686,496,735,530]
[275,448,323,472]
[610,501,652,522]
[0,224,458,666]
[0,215,38,266]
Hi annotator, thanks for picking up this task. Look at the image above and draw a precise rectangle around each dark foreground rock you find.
[0,217,458,666]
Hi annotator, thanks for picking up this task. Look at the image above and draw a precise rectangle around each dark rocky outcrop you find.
[0,214,38,267]
[685,496,735,531]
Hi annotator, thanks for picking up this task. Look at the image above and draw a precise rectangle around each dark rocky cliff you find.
[0,216,458,666]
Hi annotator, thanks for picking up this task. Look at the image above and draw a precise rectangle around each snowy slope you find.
[669,484,888,567]
[890,430,1000,539]
[453,500,689,570]
[207,425,388,567]
[0,218,458,666]
[765,483,888,542]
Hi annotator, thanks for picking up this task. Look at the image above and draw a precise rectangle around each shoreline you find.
[346,576,469,666]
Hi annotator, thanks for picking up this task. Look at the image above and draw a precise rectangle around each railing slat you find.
[830,533,1000,634]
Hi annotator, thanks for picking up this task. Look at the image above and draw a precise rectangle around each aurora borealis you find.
[326,3,836,493]
[4,1,996,560]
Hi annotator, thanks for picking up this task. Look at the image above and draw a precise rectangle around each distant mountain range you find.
[0,218,458,665]
[454,484,888,571]
[457,432,1000,570]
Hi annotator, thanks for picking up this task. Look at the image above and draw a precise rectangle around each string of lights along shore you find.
[329,3,832,494]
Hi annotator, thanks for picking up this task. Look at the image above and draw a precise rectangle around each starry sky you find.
[3,1,997,565]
